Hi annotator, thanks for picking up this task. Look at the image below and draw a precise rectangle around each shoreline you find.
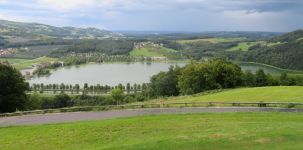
[233,61,303,73]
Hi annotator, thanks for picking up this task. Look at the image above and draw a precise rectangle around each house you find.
[153,44,159,46]
[262,43,268,46]
[152,47,157,49]
[102,53,106,56]
[13,48,18,50]
[7,48,12,50]
[134,42,137,45]
[160,43,164,46]
[79,55,86,58]
[37,37,41,39]
[1,50,12,55]
[277,41,280,43]
[95,61,100,63]
[39,62,49,67]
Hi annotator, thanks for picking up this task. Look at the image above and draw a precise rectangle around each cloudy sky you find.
[0,0,302,32]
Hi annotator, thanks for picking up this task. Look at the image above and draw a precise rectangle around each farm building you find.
[39,62,49,67]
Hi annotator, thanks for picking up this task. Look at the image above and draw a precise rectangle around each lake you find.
[29,62,302,87]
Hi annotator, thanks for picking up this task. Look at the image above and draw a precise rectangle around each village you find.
[0,47,30,55]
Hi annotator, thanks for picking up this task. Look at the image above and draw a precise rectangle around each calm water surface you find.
[29,62,301,86]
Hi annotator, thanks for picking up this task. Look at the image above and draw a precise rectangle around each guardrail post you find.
[163,103,165,107]
[185,103,187,107]
[209,102,211,106]
[232,103,235,106]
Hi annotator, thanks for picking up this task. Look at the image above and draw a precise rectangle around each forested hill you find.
[267,29,303,43]
[0,19,122,38]
[47,39,147,58]
[226,40,303,71]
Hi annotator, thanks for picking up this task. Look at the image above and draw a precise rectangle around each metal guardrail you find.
[1,102,302,116]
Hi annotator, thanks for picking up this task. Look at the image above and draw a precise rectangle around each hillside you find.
[267,29,303,43]
[0,19,122,39]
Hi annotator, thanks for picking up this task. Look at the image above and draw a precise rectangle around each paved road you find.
[1,107,302,126]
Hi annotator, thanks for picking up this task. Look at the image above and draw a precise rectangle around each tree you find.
[96,84,101,90]
[127,83,130,91]
[90,85,93,90]
[40,83,44,89]
[53,84,56,89]
[242,69,256,87]
[280,72,289,86]
[111,88,125,105]
[27,91,41,110]
[137,84,141,90]
[75,84,80,90]
[0,65,29,113]
[66,84,69,89]
[60,83,65,90]
[33,83,37,89]
[134,83,137,90]
[255,68,267,87]
[84,83,88,89]
[70,84,72,90]
[118,83,123,90]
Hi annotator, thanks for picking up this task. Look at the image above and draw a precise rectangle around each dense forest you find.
[267,29,303,43]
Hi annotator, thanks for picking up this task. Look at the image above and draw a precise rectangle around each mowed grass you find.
[0,58,32,64]
[227,41,265,51]
[168,86,303,103]
[176,38,244,44]
[1,112,303,150]
[129,48,163,58]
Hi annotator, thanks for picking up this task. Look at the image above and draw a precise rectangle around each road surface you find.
[1,107,302,126]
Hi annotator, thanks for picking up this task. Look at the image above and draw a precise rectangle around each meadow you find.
[0,58,31,64]
[12,57,65,70]
[165,86,303,103]
[176,38,244,44]
[1,112,303,149]
[227,41,265,51]
[129,48,163,57]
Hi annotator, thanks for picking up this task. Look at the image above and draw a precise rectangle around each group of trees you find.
[147,58,303,98]
[48,39,146,57]
[64,55,134,66]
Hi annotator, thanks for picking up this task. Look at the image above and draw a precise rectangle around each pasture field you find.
[1,112,303,150]
[12,57,65,70]
[4,38,31,43]
[160,46,179,52]
[0,58,31,64]
[227,41,265,51]
[129,48,163,57]
[297,37,303,41]
[176,38,244,44]
[165,86,303,103]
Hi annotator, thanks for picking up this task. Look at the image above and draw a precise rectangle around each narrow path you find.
[0,107,302,126]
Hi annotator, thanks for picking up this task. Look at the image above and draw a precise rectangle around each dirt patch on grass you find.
[209,133,232,138]
[256,138,270,143]
[198,117,214,120]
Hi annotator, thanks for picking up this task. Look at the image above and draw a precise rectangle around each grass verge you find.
[1,112,303,150]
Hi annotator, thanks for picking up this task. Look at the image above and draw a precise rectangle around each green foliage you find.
[255,68,267,87]
[242,69,256,87]
[26,91,41,110]
[279,72,289,86]
[110,88,125,105]
[0,64,29,113]
[267,29,303,43]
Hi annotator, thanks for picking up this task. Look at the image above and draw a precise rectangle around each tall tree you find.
[255,68,267,87]
[84,83,88,89]
[0,65,29,113]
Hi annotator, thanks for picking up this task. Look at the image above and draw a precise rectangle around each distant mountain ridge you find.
[0,19,123,39]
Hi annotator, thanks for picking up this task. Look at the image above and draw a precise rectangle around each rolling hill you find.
[0,19,123,39]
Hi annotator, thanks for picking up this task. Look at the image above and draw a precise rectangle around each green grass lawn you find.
[0,58,32,64]
[129,48,163,58]
[166,86,303,103]
[1,112,303,150]
[176,38,244,44]
[160,46,179,53]
[227,41,265,51]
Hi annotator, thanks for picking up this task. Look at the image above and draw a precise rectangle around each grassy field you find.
[176,38,244,44]
[165,86,303,103]
[1,112,303,149]
[12,57,65,71]
[18,45,67,56]
[227,41,265,51]
[129,48,163,58]
[160,46,179,53]
[297,37,303,41]
[0,58,32,64]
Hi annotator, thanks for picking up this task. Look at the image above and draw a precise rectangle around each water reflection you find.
[28,90,140,95]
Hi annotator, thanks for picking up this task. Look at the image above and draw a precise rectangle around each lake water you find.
[29,62,302,87]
